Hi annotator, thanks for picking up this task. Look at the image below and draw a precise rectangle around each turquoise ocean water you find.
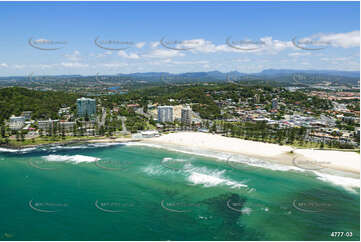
[0,142,359,241]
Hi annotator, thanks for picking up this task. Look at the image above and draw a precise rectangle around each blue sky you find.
[0,1,359,76]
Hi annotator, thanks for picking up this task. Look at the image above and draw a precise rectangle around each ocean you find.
[0,142,359,241]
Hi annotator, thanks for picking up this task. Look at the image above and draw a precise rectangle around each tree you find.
[16,131,20,141]
[61,126,65,139]
[211,122,217,133]
[20,131,25,142]
[0,126,5,138]
[85,113,89,122]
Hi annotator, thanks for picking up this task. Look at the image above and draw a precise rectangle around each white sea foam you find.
[142,164,174,176]
[42,154,100,164]
[162,157,187,163]
[136,142,359,192]
[125,142,165,149]
[227,154,304,172]
[183,164,249,189]
[0,148,19,153]
[143,157,250,190]
[0,142,124,154]
[139,142,303,173]
[88,142,124,147]
[47,142,124,150]
[188,171,248,189]
[143,157,192,176]
[240,207,252,215]
[313,171,360,192]
[0,147,37,153]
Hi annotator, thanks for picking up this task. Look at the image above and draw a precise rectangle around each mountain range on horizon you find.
[0,69,359,78]
[113,69,360,85]
[0,69,359,86]
[116,69,360,78]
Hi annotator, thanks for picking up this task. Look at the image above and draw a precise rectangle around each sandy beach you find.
[142,132,360,175]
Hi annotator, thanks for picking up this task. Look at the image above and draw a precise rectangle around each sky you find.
[0,1,359,76]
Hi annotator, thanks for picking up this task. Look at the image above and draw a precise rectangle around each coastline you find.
[0,137,140,150]
[0,131,359,192]
[141,132,360,176]
[1,132,359,177]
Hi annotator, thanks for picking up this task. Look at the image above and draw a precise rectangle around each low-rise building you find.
[9,115,25,130]
[58,107,71,116]
[140,130,159,138]
[21,111,32,120]
[37,119,58,130]
[59,121,75,131]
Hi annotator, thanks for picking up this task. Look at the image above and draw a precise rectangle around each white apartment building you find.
[9,115,25,130]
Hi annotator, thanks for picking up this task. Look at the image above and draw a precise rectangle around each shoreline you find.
[0,137,140,150]
[141,132,360,176]
[1,132,359,177]
[0,131,359,191]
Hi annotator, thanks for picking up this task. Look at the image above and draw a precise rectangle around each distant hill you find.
[256,69,360,78]
[0,69,359,86]
[115,69,359,85]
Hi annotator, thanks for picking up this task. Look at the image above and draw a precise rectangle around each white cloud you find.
[288,52,311,57]
[150,41,160,48]
[60,62,88,68]
[170,60,209,65]
[95,51,112,58]
[258,37,294,53]
[100,63,128,68]
[296,31,360,49]
[143,49,185,58]
[37,64,55,69]
[14,64,26,69]
[234,58,252,62]
[117,50,140,59]
[135,42,146,48]
[161,38,233,53]
[318,31,360,48]
[0,63,8,68]
[65,50,81,61]
[163,37,294,54]
[321,57,349,62]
